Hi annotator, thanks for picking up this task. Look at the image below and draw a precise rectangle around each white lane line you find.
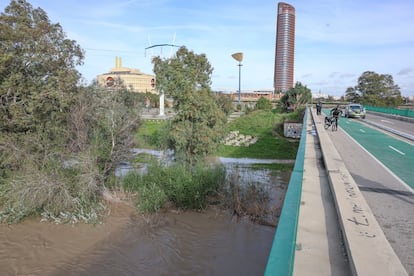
[388,145,406,155]
[381,119,394,124]
[360,129,365,133]
[341,130,412,193]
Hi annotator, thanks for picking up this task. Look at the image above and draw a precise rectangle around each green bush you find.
[137,183,168,213]
[215,94,234,115]
[0,157,105,224]
[255,97,272,110]
[122,162,226,212]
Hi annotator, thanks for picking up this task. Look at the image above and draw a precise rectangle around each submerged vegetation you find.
[122,161,227,213]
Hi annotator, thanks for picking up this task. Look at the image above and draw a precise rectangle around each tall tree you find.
[0,0,84,132]
[152,46,213,108]
[345,86,360,103]
[280,82,312,112]
[350,71,402,107]
[152,47,225,164]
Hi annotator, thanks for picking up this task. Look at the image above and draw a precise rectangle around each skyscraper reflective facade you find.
[274,2,295,93]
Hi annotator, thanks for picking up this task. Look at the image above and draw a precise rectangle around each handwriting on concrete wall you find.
[343,178,377,238]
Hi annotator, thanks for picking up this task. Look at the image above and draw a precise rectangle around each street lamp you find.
[231,52,243,104]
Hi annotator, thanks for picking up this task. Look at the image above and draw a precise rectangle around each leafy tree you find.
[152,47,226,164]
[345,86,360,103]
[0,0,84,132]
[71,86,141,181]
[280,82,312,112]
[215,93,233,115]
[345,71,403,107]
[152,46,213,105]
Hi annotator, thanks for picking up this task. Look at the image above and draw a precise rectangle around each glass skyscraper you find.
[274,2,295,93]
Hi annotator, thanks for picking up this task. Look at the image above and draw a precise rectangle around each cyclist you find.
[330,105,342,130]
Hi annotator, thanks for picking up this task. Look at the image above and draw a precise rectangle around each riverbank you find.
[0,108,300,274]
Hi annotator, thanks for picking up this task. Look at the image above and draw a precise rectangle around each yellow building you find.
[97,57,157,93]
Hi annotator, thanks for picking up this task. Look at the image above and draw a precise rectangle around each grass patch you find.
[135,120,168,149]
[217,135,298,159]
[216,109,301,159]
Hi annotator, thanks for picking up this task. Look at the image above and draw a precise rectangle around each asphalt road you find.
[324,115,414,275]
[360,112,414,143]
[363,112,414,138]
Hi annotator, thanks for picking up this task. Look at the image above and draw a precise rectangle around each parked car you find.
[345,103,366,119]
[339,105,346,116]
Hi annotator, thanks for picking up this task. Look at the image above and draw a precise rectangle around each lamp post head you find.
[231,52,243,63]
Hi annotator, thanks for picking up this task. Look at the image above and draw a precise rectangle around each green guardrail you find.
[264,107,307,276]
[364,105,414,118]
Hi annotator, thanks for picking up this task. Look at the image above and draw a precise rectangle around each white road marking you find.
[341,129,411,193]
[381,119,394,124]
[388,145,406,155]
[360,129,365,133]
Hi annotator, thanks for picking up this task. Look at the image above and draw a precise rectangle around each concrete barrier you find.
[312,108,408,276]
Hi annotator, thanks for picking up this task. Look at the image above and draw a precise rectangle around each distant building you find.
[214,89,282,102]
[97,57,156,93]
[274,2,295,93]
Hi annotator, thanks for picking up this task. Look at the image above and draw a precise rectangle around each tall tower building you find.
[274,2,295,93]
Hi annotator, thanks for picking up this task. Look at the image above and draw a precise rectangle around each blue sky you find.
[1,0,414,97]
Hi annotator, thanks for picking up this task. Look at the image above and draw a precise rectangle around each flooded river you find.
[0,157,291,275]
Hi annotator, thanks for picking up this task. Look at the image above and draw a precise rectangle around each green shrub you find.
[160,163,225,209]
[137,183,168,213]
[0,157,105,224]
[122,162,226,212]
[255,97,272,110]
[215,94,233,115]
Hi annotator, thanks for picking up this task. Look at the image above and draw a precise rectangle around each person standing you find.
[316,100,322,115]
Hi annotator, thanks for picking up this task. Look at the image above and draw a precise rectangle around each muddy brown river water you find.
[0,161,291,275]
[0,205,275,275]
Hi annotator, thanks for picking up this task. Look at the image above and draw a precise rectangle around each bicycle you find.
[324,116,338,131]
